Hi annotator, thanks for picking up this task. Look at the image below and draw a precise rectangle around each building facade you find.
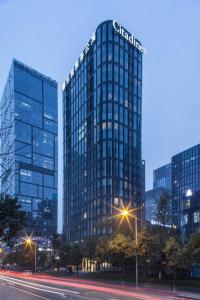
[181,190,200,239]
[141,159,145,220]
[145,188,171,225]
[172,144,200,235]
[63,20,144,242]
[153,163,172,191]
[0,59,58,236]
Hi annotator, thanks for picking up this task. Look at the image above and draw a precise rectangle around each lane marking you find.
[0,274,79,295]
[10,286,50,300]
[0,276,65,296]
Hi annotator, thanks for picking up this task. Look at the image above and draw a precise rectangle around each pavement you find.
[0,270,199,300]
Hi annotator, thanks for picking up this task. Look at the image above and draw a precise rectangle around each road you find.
[0,271,199,300]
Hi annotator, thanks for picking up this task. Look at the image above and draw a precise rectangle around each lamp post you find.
[25,237,37,273]
[119,207,139,289]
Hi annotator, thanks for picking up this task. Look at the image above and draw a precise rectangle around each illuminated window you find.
[194,211,200,223]
[20,169,31,176]
[185,199,191,209]
[183,214,188,225]
[102,122,106,130]
[114,197,119,205]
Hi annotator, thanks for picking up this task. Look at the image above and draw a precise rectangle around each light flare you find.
[108,201,142,232]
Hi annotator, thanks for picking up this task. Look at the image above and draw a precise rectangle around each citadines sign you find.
[113,20,146,55]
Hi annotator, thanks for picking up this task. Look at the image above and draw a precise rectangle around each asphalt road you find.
[0,273,142,300]
[0,271,199,300]
[0,276,82,300]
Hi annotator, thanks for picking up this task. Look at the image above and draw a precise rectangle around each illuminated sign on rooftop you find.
[113,20,146,55]
[63,20,146,89]
[63,32,96,89]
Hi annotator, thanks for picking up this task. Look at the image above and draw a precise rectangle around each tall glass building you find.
[145,187,171,225]
[153,163,172,191]
[181,190,200,239]
[0,59,58,237]
[63,20,145,242]
[141,159,146,220]
[172,144,200,234]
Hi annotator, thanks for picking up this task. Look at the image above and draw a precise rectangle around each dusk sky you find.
[0,0,199,231]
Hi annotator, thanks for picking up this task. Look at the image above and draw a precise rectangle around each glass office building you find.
[145,187,171,225]
[63,20,144,242]
[141,159,146,220]
[153,163,172,191]
[172,144,200,233]
[0,59,58,236]
[182,190,200,239]
[145,163,172,225]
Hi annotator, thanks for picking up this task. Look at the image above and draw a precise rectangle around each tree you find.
[182,229,200,269]
[148,223,178,279]
[133,229,151,258]
[82,236,98,273]
[51,233,62,269]
[132,229,152,276]
[109,233,133,273]
[37,251,49,269]
[3,243,34,271]
[59,243,71,268]
[163,237,183,291]
[148,233,165,278]
[0,194,27,246]
[70,244,83,276]
[51,233,62,250]
[95,235,110,270]
[156,192,171,227]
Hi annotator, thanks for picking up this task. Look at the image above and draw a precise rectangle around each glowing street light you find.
[121,209,129,217]
[112,203,139,289]
[25,238,32,245]
[24,236,37,273]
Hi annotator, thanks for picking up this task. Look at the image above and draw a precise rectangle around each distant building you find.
[145,188,171,225]
[144,162,172,225]
[0,59,58,237]
[63,20,144,242]
[181,190,200,239]
[172,144,200,231]
[153,163,172,191]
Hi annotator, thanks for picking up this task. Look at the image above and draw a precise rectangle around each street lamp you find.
[24,236,37,273]
[121,209,129,217]
[113,205,139,289]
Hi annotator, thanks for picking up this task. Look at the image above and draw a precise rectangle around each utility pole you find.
[34,242,37,273]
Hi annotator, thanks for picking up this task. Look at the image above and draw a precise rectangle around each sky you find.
[0,0,200,232]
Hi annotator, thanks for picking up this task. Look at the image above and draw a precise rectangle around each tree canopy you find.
[0,194,27,246]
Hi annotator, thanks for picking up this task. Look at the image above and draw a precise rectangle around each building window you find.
[194,211,200,223]
[185,199,191,209]
[114,197,119,205]
[183,214,188,225]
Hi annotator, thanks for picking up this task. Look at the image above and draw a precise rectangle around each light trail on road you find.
[0,271,198,300]
[0,273,79,295]
[0,272,162,300]
[0,275,66,296]
[10,286,50,300]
